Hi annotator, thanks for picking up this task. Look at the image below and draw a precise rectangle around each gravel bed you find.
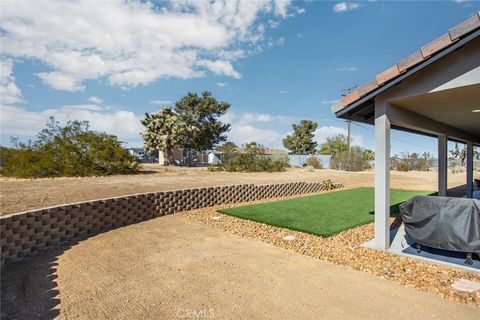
[180,194,480,307]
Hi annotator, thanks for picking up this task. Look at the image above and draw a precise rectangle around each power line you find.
[351,122,437,151]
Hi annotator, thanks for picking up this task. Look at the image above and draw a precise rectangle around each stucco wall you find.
[0,181,343,266]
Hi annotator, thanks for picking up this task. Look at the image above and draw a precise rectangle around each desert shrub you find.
[331,151,370,171]
[0,117,139,178]
[396,162,410,172]
[321,179,335,190]
[209,142,289,173]
[391,152,431,172]
[450,166,465,174]
[305,156,323,169]
[219,154,289,172]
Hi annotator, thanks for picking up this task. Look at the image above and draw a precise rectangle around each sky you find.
[1,0,479,155]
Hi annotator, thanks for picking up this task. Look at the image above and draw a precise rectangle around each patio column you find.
[437,135,448,197]
[374,114,390,250]
[466,141,474,198]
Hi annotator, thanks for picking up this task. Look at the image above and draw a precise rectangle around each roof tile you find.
[376,65,400,85]
[356,79,378,97]
[341,91,360,107]
[397,50,424,73]
[449,14,480,40]
[334,13,480,111]
[421,33,453,58]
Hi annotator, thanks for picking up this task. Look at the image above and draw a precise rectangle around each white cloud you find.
[61,104,106,111]
[149,100,172,106]
[240,112,292,123]
[229,124,281,145]
[268,20,281,28]
[296,33,305,38]
[0,104,143,142]
[279,90,288,94]
[220,110,292,146]
[333,2,361,13]
[337,66,357,72]
[87,96,103,104]
[1,0,297,91]
[197,59,241,78]
[273,0,292,18]
[314,126,364,147]
[222,111,293,125]
[37,72,85,92]
[295,7,306,14]
[268,37,286,47]
[216,82,227,87]
[0,59,23,105]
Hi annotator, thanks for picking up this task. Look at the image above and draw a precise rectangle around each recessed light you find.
[473,109,480,113]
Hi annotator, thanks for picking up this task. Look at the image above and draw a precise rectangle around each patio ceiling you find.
[389,83,480,138]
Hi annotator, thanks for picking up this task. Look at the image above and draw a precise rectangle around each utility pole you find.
[346,119,351,155]
[341,86,356,155]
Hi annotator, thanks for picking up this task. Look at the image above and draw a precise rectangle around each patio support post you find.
[466,141,474,198]
[374,114,390,250]
[438,135,448,197]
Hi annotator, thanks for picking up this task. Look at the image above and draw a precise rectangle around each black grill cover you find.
[399,196,480,254]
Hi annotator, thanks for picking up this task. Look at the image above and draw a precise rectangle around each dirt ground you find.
[2,215,478,320]
[0,164,474,214]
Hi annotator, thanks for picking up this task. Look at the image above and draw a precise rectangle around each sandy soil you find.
[1,215,478,320]
[182,204,480,306]
[0,164,474,214]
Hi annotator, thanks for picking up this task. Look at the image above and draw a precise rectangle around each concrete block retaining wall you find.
[1,181,343,266]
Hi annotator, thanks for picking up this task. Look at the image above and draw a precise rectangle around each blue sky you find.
[1,0,479,155]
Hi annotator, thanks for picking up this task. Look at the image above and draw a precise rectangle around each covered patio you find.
[332,14,480,271]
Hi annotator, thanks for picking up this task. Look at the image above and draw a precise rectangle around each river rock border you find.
[0,181,343,266]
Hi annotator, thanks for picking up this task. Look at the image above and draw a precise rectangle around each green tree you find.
[450,143,466,166]
[174,91,230,151]
[422,152,431,162]
[210,141,288,173]
[319,134,348,156]
[216,141,237,153]
[141,108,191,166]
[282,120,318,155]
[450,143,479,165]
[1,117,138,178]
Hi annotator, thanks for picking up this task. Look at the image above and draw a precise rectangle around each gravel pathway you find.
[181,195,480,307]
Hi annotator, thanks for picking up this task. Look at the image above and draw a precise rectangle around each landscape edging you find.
[0,181,343,266]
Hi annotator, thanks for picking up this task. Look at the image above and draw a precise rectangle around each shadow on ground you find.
[1,245,72,320]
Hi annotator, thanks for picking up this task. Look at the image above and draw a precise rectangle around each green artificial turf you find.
[218,187,431,237]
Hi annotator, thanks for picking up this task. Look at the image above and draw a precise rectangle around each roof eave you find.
[335,28,480,119]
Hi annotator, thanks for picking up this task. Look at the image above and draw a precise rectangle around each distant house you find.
[127,147,157,163]
[207,151,223,165]
[158,148,208,166]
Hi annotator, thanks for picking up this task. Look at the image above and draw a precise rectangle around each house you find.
[158,148,208,166]
[127,147,146,158]
[332,14,479,266]
[207,151,223,165]
[127,147,157,163]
